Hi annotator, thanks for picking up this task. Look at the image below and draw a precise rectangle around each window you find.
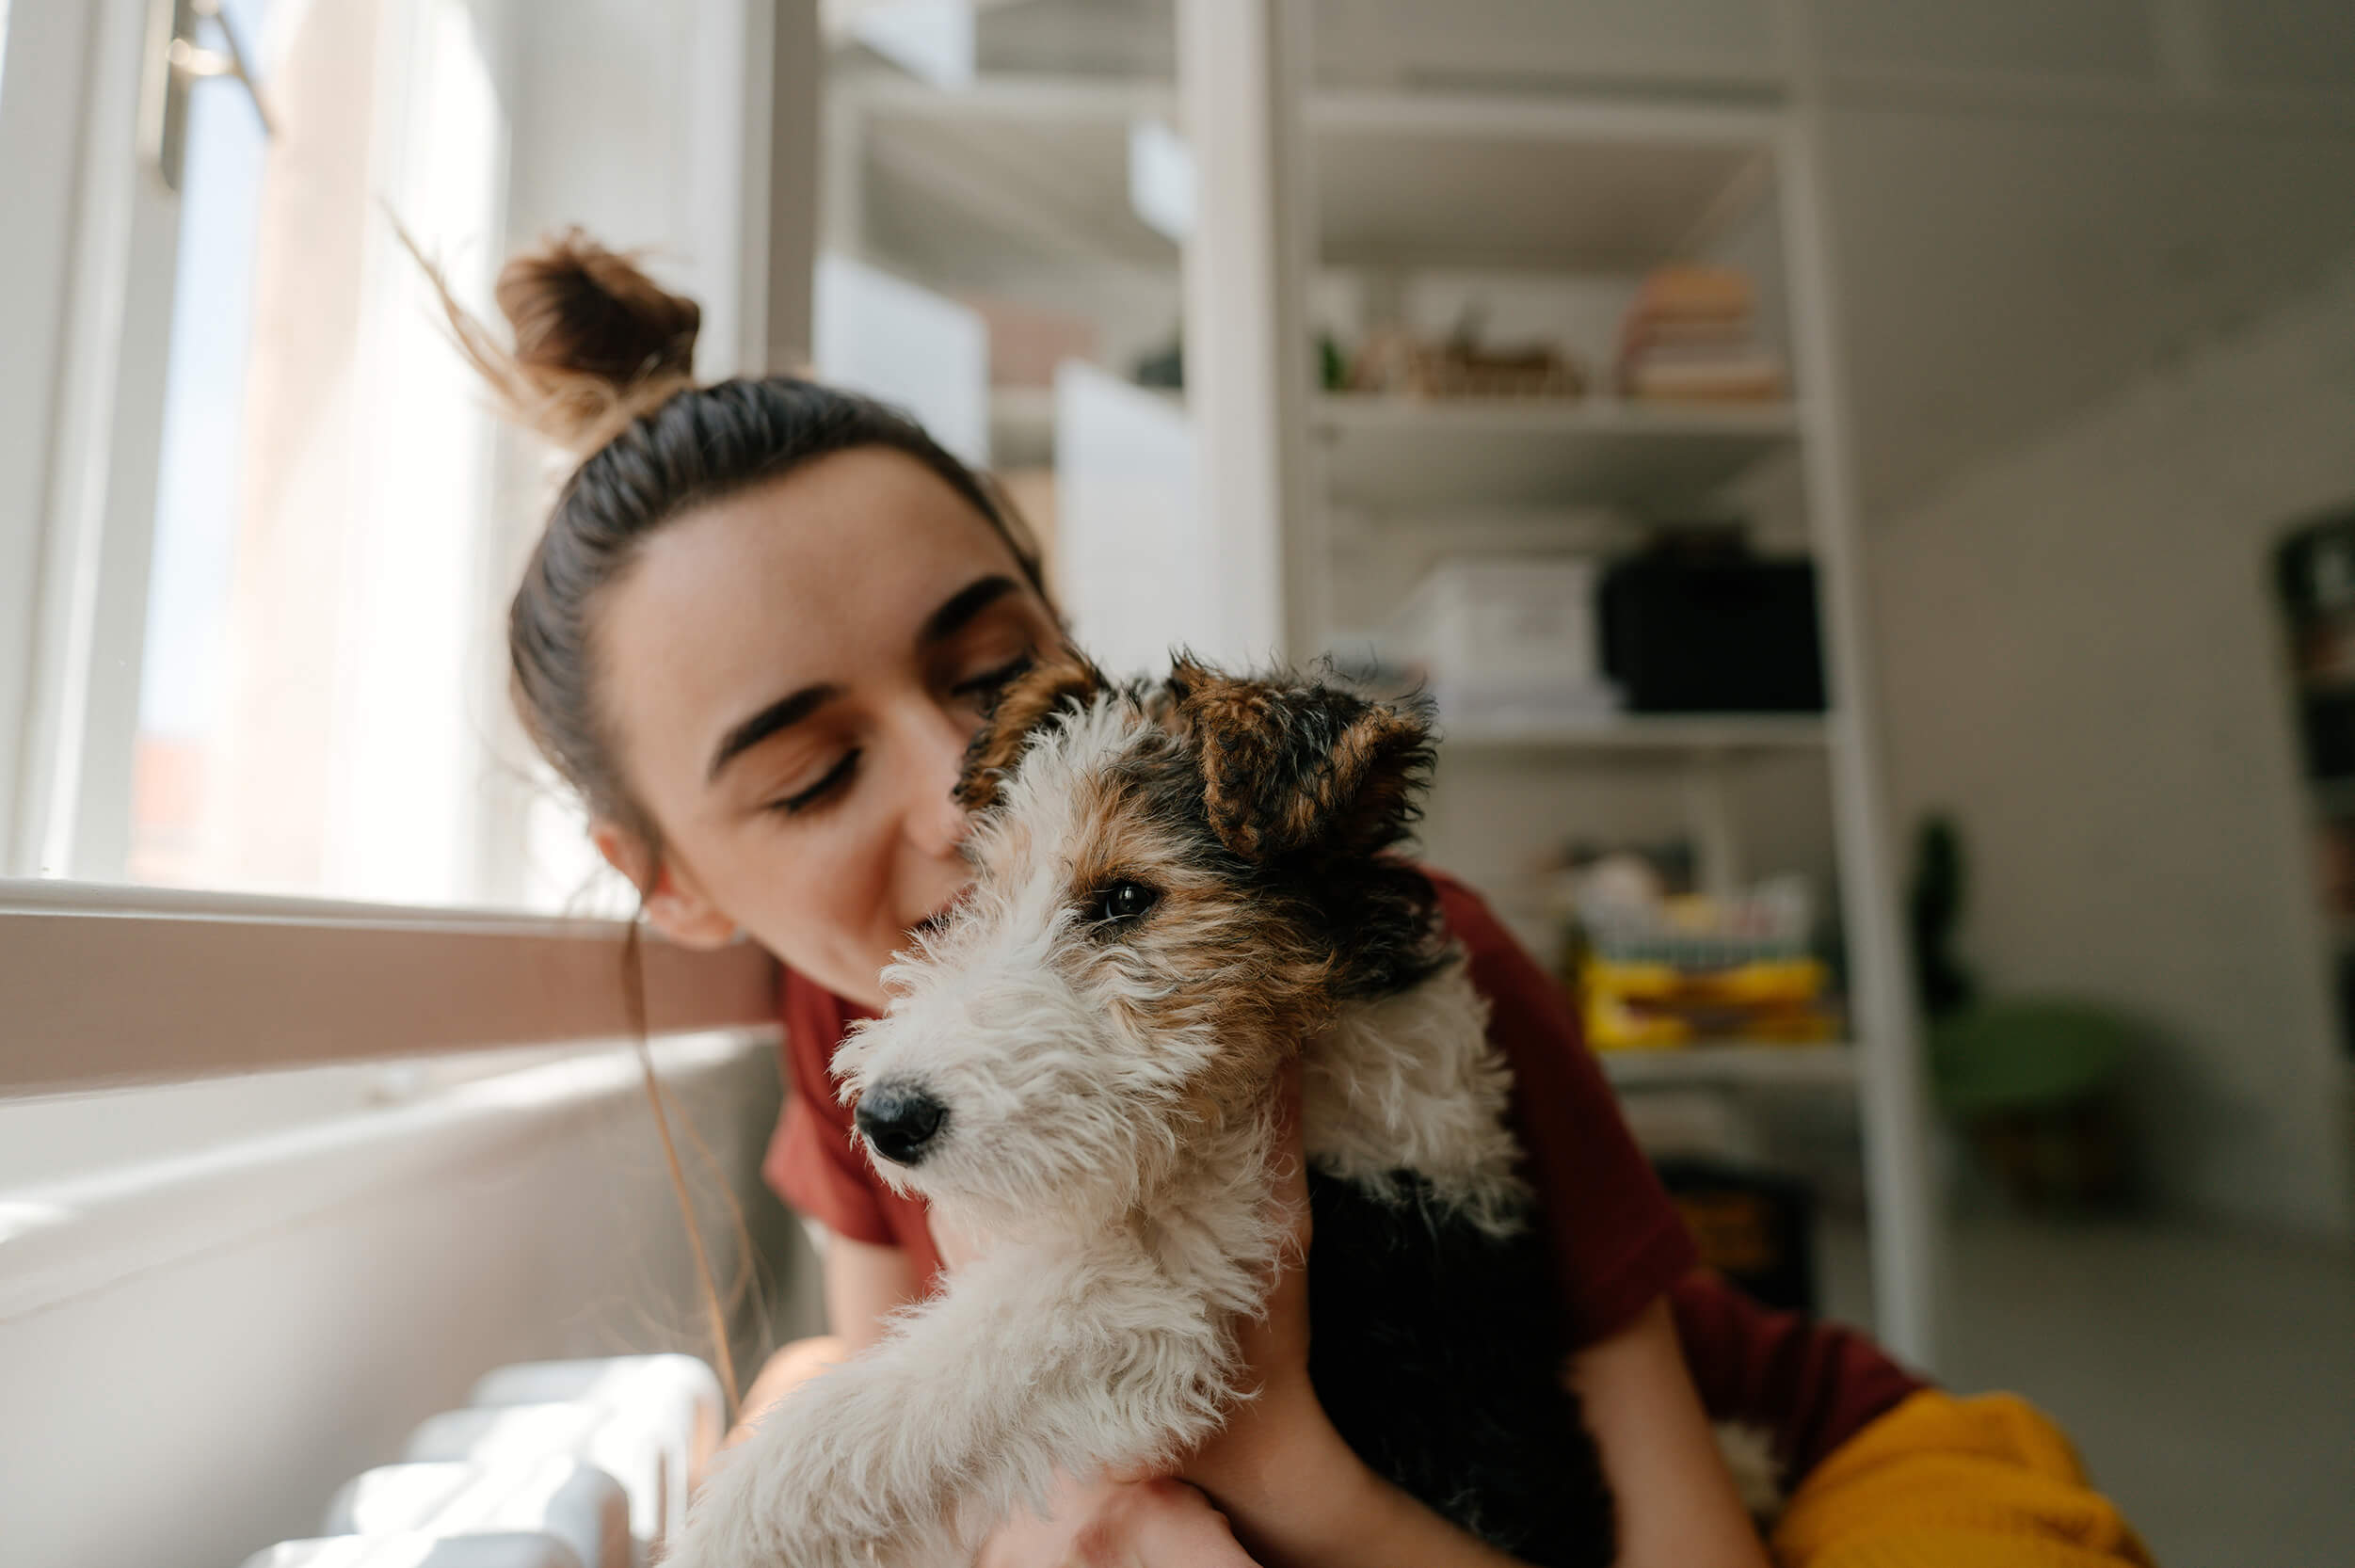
[6,0,777,914]
[0,0,805,1148]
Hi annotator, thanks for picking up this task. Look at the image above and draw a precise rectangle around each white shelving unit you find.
[1440,713,1828,753]
[817,4,1939,1368]
[1180,3,1940,1366]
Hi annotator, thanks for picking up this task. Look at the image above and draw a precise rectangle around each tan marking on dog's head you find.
[1054,759,1341,1132]
[1166,657,1434,863]
[955,646,1109,814]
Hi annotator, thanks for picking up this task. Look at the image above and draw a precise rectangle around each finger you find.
[1132,1483,1264,1568]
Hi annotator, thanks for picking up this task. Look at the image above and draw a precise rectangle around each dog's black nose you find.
[855,1084,949,1166]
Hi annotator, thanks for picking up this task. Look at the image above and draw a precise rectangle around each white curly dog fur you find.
[666,657,1530,1568]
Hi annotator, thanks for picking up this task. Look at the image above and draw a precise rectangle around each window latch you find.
[139,0,277,194]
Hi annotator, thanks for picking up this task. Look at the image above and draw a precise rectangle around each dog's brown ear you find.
[1171,658,1433,862]
[955,647,1108,813]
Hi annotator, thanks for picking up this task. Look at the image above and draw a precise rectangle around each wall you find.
[1864,256,2355,1238]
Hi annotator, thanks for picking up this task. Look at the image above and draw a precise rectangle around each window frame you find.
[1,0,180,883]
[0,1,821,1100]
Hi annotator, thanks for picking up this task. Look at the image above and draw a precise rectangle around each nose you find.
[903,706,976,860]
[855,1083,949,1166]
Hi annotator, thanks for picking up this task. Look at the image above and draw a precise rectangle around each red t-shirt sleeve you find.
[761,969,947,1279]
[761,970,892,1245]
[1428,870,1702,1347]
[1669,1270,1928,1477]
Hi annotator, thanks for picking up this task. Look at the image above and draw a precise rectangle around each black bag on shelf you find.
[1598,546,1826,713]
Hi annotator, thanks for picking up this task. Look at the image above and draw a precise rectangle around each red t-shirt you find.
[761,869,1921,1475]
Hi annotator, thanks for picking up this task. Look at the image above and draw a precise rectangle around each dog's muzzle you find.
[856,1083,949,1166]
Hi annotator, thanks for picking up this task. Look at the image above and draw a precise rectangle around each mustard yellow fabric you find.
[1770,1390,2155,1568]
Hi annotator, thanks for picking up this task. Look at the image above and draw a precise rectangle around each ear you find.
[1171,659,1434,862]
[955,646,1109,813]
[591,821,738,950]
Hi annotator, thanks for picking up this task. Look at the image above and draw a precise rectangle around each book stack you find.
[1616,264,1785,404]
[1570,873,1840,1049]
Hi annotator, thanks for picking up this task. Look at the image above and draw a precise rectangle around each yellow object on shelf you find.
[1581,954,1839,1050]
[1585,955,1829,1005]
[1586,1000,1841,1050]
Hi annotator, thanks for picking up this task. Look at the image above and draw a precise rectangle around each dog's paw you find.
[667,1377,961,1568]
[665,1439,862,1568]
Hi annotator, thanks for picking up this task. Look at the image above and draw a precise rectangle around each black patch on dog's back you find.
[1307,1170,1616,1568]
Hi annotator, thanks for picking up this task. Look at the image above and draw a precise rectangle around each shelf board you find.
[1316,394,1798,509]
[1309,92,1778,271]
[1598,1043,1858,1090]
[1440,713,1828,753]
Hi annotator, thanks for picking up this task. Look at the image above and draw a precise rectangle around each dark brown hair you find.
[425,230,1050,1416]
[439,229,1048,856]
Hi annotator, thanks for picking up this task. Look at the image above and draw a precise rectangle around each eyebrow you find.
[921,573,1020,645]
[704,574,1025,784]
[708,682,843,782]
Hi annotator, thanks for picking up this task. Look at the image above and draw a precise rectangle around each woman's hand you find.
[977,1474,1260,1568]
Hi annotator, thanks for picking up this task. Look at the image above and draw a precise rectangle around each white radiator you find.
[238,1353,725,1568]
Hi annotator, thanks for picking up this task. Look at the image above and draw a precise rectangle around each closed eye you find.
[950,652,1034,702]
[766,749,859,815]
[1082,879,1161,934]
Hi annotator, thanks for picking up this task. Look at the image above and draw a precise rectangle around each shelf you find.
[848,74,1180,284]
[1309,92,1778,271]
[1440,713,1828,753]
[1315,394,1798,509]
[1598,1043,1858,1090]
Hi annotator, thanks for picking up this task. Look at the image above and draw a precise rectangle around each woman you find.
[457,233,2139,1568]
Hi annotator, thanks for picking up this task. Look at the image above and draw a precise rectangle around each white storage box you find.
[1386,557,1620,728]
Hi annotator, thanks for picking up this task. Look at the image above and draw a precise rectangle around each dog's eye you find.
[1085,880,1161,932]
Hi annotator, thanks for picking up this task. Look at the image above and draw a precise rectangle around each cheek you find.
[693,808,904,1004]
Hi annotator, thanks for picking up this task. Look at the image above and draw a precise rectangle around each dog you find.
[672,652,1616,1568]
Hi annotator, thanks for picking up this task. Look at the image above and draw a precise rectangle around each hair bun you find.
[501,230,699,393]
[413,225,703,456]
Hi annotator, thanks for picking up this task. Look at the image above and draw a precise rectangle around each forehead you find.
[595,450,1029,764]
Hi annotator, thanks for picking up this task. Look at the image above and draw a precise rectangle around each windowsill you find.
[0,880,777,1094]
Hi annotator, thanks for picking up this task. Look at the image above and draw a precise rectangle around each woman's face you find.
[593,446,1060,1010]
